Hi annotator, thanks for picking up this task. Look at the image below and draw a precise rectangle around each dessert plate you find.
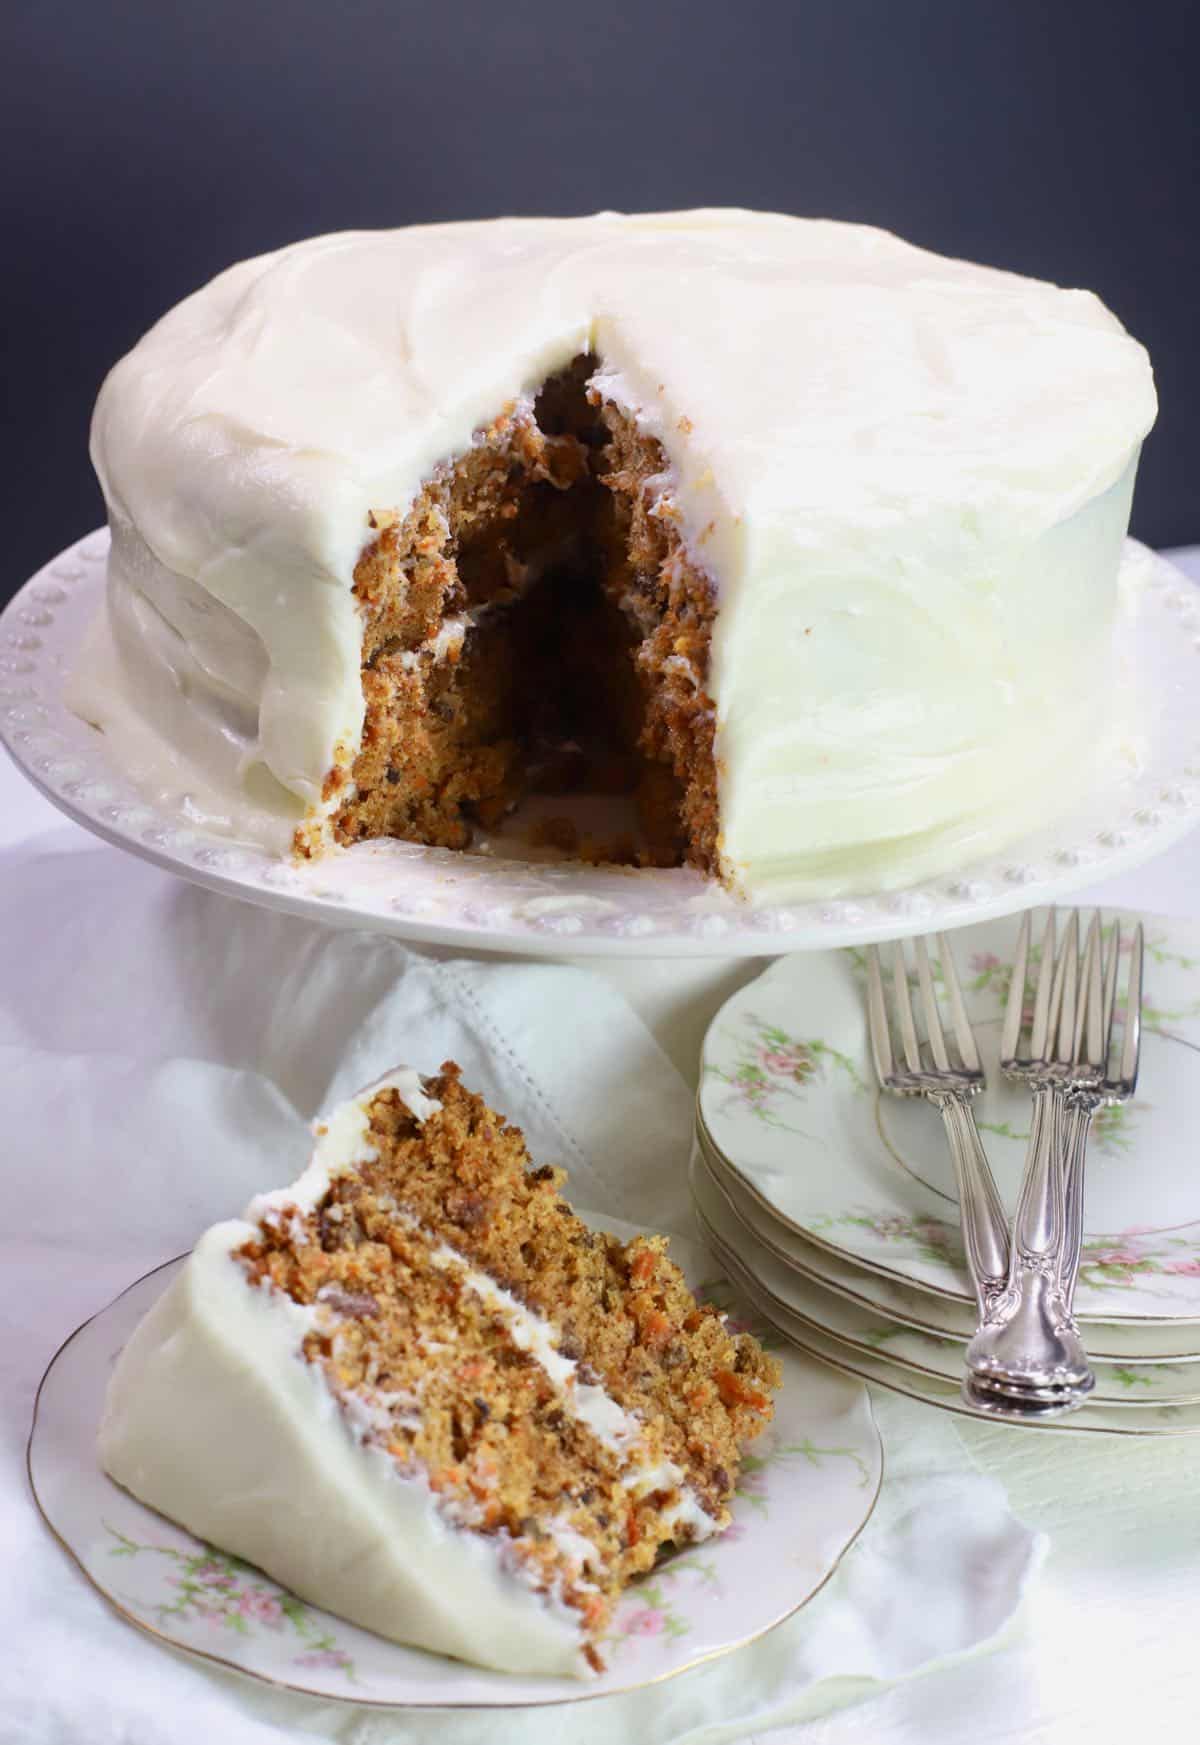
[3,533,1200,957]
[695,1128,1200,1365]
[696,1210,1200,1437]
[699,909,1200,1321]
[28,1235,881,1710]
[692,1149,1200,1406]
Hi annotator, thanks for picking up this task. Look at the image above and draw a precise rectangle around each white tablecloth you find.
[3,548,1199,1745]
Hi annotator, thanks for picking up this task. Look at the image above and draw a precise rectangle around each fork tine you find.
[1071,913,1095,1060]
[1077,913,1104,1068]
[937,932,980,1072]
[1029,908,1057,1059]
[1001,912,1031,1065]
[1054,912,1081,1062]
[890,942,923,1073]
[865,946,895,1084]
[1102,920,1120,1072]
[914,936,950,1070]
[1120,924,1144,1090]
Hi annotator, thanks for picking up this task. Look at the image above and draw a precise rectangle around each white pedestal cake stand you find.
[4,531,1200,1074]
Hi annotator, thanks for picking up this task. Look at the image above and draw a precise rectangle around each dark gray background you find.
[3,0,1197,605]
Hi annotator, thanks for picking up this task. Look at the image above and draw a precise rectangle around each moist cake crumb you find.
[235,1062,779,1657]
[300,357,721,876]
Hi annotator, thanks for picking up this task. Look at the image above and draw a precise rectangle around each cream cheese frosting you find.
[98,1068,712,1676]
[74,210,1157,896]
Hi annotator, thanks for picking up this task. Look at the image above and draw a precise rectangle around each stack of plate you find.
[692,912,1200,1435]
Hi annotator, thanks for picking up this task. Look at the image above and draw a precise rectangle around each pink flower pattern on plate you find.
[707,1015,864,1132]
[758,1044,812,1078]
[295,1648,356,1672]
[1077,1229,1200,1292]
[624,1608,666,1637]
[105,1527,358,1680]
[239,1591,285,1627]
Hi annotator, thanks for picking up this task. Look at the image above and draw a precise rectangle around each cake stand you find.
[4,530,1200,1073]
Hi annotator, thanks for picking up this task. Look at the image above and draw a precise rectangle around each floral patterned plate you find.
[699,911,1200,1323]
[27,1233,882,1709]
[696,1126,1200,1364]
[692,1148,1200,1406]
[697,1209,1200,1437]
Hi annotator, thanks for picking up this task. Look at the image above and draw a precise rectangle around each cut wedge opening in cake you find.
[98,1063,781,1678]
[310,355,721,874]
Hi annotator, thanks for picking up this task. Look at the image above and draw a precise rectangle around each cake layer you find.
[100,1214,591,1674]
[99,1066,779,1675]
[74,211,1157,895]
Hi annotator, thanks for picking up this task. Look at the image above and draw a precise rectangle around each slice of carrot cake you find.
[98,1064,780,1677]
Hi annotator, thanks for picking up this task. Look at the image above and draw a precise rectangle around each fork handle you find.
[1012,1085,1065,1264]
[964,1085,1094,1393]
[928,1091,1010,1313]
[1059,1093,1101,1308]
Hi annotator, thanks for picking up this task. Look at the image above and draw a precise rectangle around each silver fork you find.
[865,936,1010,1323]
[966,910,1142,1405]
[964,910,1093,1406]
[1060,918,1144,1308]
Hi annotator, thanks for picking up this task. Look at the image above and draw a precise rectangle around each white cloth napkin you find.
[0,830,1042,1744]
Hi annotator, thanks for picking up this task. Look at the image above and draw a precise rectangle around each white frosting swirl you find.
[75,211,1157,894]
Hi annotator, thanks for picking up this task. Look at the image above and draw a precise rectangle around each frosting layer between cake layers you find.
[98,1069,712,1677]
[75,211,1157,896]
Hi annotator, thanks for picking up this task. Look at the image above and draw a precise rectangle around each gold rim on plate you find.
[695,1211,1200,1439]
[693,1153,1200,1408]
[693,1135,1200,1376]
[695,1093,1200,1331]
[28,1253,884,1710]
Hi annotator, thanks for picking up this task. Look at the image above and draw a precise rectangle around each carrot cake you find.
[98,1064,780,1676]
[72,211,1157,897]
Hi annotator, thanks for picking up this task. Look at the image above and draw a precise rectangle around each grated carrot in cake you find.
[99,1062,780,1677]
